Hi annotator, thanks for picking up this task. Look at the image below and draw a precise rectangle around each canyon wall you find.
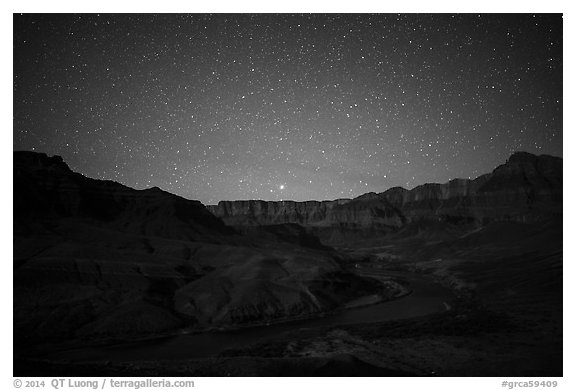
[208,152,562,245]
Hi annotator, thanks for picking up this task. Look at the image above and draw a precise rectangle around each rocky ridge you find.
[208,152,562,245]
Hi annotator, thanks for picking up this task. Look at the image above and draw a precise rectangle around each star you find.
[13,14,562,204]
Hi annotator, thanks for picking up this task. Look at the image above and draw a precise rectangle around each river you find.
[46,269,453,363]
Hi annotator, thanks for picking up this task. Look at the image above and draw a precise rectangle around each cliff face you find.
[207,199,354,225]
[381,152,562,223]
[208,152,562,244]
[207,196,406,246]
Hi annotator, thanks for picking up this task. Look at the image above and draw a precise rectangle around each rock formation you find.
[380,152,562,224]
[13,151,389,347]
[14,151,234,242]
[208,152,562,245]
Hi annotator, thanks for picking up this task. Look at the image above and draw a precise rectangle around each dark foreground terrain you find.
[14,151,562,376]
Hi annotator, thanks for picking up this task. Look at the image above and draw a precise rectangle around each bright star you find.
[279,184,285,190]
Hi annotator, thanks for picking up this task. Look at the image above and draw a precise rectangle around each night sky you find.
[13,14,562,205]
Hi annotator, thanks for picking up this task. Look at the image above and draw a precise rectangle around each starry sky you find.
[13,13,562,205]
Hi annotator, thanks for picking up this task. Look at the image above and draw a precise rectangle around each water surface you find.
[48,270,452,362]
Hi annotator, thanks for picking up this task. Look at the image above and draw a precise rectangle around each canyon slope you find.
[208,152,562,246]
[13,151,563,376]
[14,152,396,349]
